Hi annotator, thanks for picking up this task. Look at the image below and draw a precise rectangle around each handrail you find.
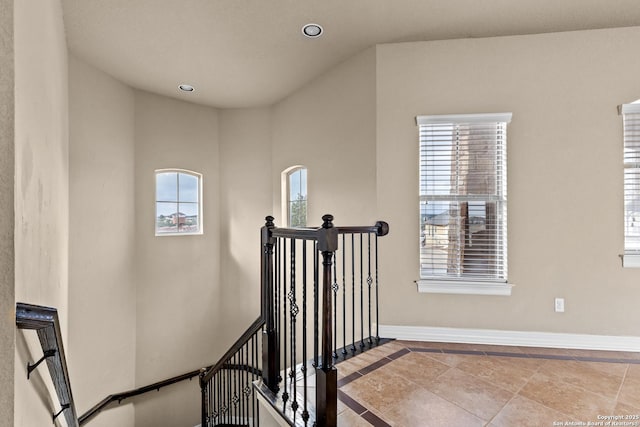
[269,221,389,237]
[256,215,390,427]
[80,320,268,426]
[200,316,265,385]
[16,302,79,427]
[78,367,205,425]
[268,221,389,243]
[337,221,389,236]
[199,316,265,427]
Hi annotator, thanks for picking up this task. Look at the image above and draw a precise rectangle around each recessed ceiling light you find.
[179,84,195,92]
[302,23,323,38]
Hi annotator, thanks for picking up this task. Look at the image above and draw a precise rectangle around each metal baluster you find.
[237,351,241,424]
[220,372,224,426]
[252,335,256,427]
[244,343,248,425]
[201,373,207,427]
[237,352,241,423]
[341,234,347,357]
[275,237,281,385]
[220,371,224,425]
[201,375,205,427]
[242,341,251,425]
[211,373,215,427]
[254,334,260,427]
[211,371,222,425]
[282,238,289,404]
[351,234,356,354]
[360,233,365,350]
[207,378,216,426]
[375,233,380,343]
[290,238,299,413]
[228,366,232,425]
[313,241,319,367]
[302,241,309,423]
[367,232,373,346]
[214,374,218,426]
[332,252,338,359]
[251,339,255,425]
[243,345,247,424]
[213,373,217,426]
[234,354,239,425]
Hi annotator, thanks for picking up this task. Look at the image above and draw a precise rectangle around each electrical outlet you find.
[555,298,565,313]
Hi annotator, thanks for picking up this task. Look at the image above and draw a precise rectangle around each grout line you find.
[337,341,640,427]
[485,393,517,426]
[615,363,630,402]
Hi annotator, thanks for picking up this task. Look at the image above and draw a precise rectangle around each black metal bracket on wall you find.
[15,303,79,427]
[27,348,57,380]
[53,403,70,422]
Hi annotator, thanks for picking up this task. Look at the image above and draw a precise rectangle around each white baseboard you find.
[379,324,640,352]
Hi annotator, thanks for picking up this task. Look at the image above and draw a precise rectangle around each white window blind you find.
[417,113,512,283]
[621,103,640,256]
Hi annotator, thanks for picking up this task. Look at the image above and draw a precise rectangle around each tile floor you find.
[335,340,640,427]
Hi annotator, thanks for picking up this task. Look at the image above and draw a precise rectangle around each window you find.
[155,169,202,235]
[416,113,512,295]
[282,166,307,227]
[621,102,640,267]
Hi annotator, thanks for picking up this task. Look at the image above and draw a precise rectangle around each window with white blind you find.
[621,103,640,267]
[416,113,513,295]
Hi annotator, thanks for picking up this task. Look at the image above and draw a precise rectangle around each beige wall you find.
[272,48,378,228]
[11,9,640,427]
[218,108,272,339]
[68,55,136,427]
[14,0,70,425]
[0,0,14,425]
[376,27,640,335]
[134,91,221,427]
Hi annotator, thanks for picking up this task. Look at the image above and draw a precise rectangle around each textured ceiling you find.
[62,0,640,108]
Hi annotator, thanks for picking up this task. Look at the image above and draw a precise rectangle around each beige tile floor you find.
[335,340,640,427]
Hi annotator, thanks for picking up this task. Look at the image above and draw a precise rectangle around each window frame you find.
[155,168,203,237]
[620,103,640,267]
[281,165,308,228]
[416,113,513,296]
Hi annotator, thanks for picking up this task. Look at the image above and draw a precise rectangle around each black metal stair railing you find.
[199,317,265,427]
[258,214,389,427]
[17,214,388,427]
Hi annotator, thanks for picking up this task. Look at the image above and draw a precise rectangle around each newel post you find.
[261,216,280,392]
[316,214,339,427]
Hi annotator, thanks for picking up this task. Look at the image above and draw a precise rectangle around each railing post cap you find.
[375,221,390,236]
[265,216,275,227]
[321,214,334,229]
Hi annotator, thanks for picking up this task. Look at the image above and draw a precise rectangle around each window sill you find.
[621,254,640,268]
[416,279,513,296]
[155,231,203,237]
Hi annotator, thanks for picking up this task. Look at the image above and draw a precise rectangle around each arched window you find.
[155,169,202,235]
[282,166,307,227]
